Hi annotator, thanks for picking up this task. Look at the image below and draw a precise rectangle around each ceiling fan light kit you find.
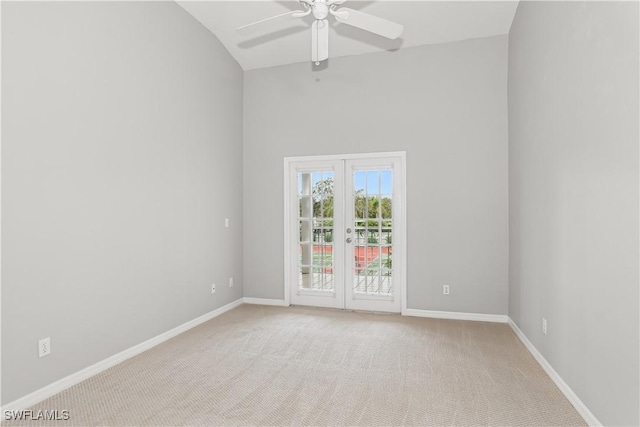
[236,0,404,65]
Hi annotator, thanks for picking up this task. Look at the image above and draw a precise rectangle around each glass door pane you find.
[352,169,393,296]
[298,171,335,293]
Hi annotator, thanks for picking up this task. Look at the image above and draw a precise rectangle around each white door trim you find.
[284,151,407,163]
[283,152,407,312]
[0,0,5,409]
[283,157,292,307]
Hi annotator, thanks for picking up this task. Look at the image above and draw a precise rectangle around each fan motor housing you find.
[312,2,329,20]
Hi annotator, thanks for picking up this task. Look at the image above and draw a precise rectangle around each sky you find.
[354,170,393,196]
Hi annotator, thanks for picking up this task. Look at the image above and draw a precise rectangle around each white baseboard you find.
[243,297,289,307]
[1,298,244,413]
[403,308,508,323]
[507,318,601,427]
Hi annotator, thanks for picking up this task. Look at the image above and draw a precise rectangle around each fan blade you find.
[236,11,299,35]
[334,7,403,39]
[311,19,329,63]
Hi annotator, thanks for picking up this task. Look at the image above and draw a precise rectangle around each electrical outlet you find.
[443,284,450,295]
[542,318,547,335]
[38,337,51,358]
[224,218,229,228]
[229,277,234,287]
[211,284,216,294]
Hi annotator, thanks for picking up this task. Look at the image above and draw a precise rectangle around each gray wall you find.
[2,2,243,404]
[244,36,509,314]
[508,2,639,425]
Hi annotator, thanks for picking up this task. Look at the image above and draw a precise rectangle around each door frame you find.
[283,151,407,313]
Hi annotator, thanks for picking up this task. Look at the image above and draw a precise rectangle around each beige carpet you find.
[6,305,586,426]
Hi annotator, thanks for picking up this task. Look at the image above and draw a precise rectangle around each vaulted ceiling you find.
[177,1,519,70]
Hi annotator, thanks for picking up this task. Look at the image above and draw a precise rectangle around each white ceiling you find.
[177,1,519,70]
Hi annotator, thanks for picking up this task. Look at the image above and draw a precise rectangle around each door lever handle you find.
[346,237,353,243]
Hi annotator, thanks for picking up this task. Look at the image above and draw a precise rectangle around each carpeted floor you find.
[6,304,586,426]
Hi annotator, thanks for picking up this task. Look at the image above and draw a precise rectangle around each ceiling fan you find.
[236,0,404,65]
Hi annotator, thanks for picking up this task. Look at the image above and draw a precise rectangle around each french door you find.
[285,153,405,313]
